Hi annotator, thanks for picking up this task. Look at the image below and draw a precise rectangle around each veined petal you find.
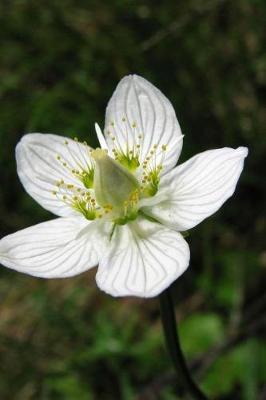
[143,147,248,231]
[96,218,190,298]
[16,133,94,217]
[0,217,102,278]
[104,75,183,174]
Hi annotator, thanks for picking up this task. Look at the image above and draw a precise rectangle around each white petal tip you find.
[95,122,108,150]
[94,122,101,131]
[17,133,39,145]
[16,135,28,150]
[236,146,248,158]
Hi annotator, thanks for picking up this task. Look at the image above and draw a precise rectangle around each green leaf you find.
[179,313,225,357]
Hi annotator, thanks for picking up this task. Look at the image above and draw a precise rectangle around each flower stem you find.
[159,287,208,399]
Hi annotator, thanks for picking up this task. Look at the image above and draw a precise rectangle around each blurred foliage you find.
[0,0,265,399]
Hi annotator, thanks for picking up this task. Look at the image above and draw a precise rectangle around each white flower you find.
[0,75,248,297]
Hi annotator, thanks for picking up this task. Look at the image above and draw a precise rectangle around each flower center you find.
[91,148,140,224]
[51,128,168,224]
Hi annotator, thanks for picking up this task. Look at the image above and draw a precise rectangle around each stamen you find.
[107,117,142,172]
[105,116,170,197]
[138,142,168,197]
[55,137,95,189]
[52,179,104,221]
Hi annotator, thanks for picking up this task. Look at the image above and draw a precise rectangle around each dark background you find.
[0,0,265,399]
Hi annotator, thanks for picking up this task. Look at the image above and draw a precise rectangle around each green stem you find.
[159,287,208,399]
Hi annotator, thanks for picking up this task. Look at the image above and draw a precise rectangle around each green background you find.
[0,0,265,399]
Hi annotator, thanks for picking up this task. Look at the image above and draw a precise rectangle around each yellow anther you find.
[162,144,167,151]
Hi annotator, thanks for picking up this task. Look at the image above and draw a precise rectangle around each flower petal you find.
[0,217,101,278]
[104,75,183,174]
[95,123,108,150]
[96,218,190,297]
[16,133,94,217]
[143,147,248,231]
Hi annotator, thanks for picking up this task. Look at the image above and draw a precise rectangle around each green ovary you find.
[91,149,140,221]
